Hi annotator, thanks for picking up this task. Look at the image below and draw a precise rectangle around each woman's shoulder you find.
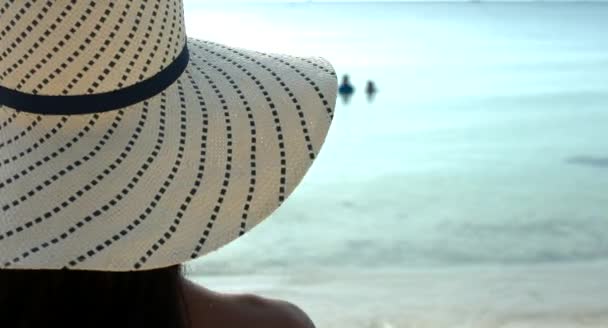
[223,293,315,328]
[182,278,315,328]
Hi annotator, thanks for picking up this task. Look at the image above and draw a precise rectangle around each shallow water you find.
[184,2,608,326]
[184,2,608,273]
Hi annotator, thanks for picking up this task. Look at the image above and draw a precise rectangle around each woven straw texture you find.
[0,0,337,271]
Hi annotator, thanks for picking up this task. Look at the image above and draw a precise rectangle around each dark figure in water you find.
[338,74,355,104]
[365,80,378,102]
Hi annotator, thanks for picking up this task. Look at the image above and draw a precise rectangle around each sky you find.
[184,0,409,3]
[185,0,406,2]
[185,0,608,3]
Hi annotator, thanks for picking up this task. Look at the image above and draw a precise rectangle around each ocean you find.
[183,2,608,326]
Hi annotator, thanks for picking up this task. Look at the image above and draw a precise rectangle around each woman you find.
[0,0,337,327]
[0,266,313,327]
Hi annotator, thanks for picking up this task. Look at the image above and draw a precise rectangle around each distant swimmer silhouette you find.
[338,74,355,104]
[365,80,378,102]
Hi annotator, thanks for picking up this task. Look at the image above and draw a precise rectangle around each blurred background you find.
[183,1,608,327]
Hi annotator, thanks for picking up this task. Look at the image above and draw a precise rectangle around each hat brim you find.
[0,37,337,271]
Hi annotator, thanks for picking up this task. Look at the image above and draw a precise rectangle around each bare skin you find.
[181,277,315,328]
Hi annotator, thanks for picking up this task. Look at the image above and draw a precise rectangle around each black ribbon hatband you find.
[0,44,190,115]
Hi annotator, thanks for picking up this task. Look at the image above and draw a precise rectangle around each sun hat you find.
[0,0,337,271]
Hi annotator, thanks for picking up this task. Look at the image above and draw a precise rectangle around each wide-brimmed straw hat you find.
[0,0,337,271]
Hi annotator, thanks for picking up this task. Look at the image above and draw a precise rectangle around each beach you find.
[191,261,608,327]
[183,2,608,326]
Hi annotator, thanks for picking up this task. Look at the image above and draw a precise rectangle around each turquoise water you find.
[184,2,608,274]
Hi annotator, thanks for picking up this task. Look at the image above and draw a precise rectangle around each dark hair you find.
[0,265,189,328]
